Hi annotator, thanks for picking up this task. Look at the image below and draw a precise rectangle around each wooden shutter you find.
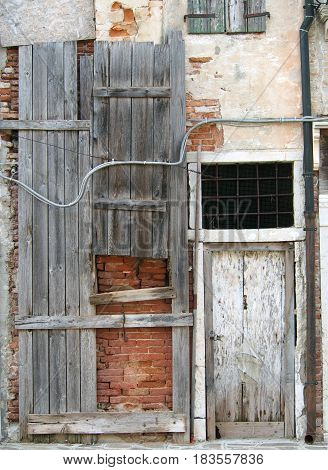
[246,0,267,32]
[187,0,225,34]
[188,1,267,34]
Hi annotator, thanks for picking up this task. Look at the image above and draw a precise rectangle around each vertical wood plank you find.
[18,45,33,440]
[247,0,266,33]
[226,0,246,32]
[93,42,109,254]
[131,43,154,258]
[32,43,49,442]
[243,251,285,423]
[153,44,170,258]
[47,42,67,418]
[108,42,132,255]
[212,251,244,424]
[80,55,97,444]
[64,42,81,424]
[168,31,190,444]
[210,0,225,33]
[204,250,216,440]
[284,248,295,437]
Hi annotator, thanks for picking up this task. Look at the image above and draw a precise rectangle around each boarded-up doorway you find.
[205,244,295,439]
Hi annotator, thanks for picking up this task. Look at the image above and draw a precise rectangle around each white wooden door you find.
[211,249,289,438]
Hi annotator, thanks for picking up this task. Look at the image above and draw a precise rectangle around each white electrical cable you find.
[0,116,327,208]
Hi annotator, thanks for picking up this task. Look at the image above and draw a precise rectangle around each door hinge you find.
[244,12,271,19]
[243,294,248,310]
[209,330,224,342]
[184,13,216,21]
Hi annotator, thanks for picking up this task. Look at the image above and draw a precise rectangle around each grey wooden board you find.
[0,120,90,130]
[32,45,50,434]
[131,42,154,257]
[79,55,98,443]
[28,412,186,434]
[153,44,170,257]
[90,286,176,305]
[283,249,295,438]
[108,42,132,255]
[47,41,67,417]
[64,42,80,420]
[94,87,171,98]
[168,31,190,444]
[216,422,284,439]
[18,45,33,440]
[94,199,167,212]
[204,250,216,441]
[247,0,266,32]
[211,250,286,431]
[15,313,194,330]
[93,41,109,254]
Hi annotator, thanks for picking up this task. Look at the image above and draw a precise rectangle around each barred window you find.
[187,0,267,34]
[201,163,294,230]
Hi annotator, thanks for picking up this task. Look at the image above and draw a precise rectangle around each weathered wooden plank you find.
[284,248,295,438]
[28,412,186,435]
[131,42,154,257]
[0,120,90,130]
[18,45,33,441]
[94,199,167,212]
[47,42,67,418]
[32,45,50,433]
[153,44,170,258]
[243,251,285,423]
[108,42,132,255]
[90,287,176,305]
[93,41,109,254]
[212,251,244,423]
[247,0,266,33]
[226,0,246,32]
[94,86,171,98]
[64,42,80,421]
[168,31,190,444]
[15,313,193,330]
[187,0,210,34]
[216,422,284,439]
[204,250,216,441]
[79,55,97,443]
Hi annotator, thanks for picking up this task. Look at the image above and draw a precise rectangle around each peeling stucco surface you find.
[0,138,13,440]
[0,0,95,46]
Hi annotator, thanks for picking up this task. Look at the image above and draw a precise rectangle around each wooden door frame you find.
[204,242,295,440]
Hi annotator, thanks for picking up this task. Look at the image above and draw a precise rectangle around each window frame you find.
[187,150,305,244]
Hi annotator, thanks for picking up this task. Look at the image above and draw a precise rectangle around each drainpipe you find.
[300,0,316,444]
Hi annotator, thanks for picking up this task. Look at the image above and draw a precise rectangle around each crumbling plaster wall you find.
[310,17,328,117]
[0,0,95,46]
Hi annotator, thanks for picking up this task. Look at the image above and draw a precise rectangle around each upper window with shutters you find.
[187,1,268,34]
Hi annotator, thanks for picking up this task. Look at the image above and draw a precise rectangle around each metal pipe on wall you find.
[300,0,316,444]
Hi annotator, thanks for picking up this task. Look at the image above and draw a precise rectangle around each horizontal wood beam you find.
[15,313,193,330]
[0,120,90,130]
[94,199,167,212]
[93,87,171,98]
[216,422,284,439]
[90,287,176,305]
[28,411,186,434]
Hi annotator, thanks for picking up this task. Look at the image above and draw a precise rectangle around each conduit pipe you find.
[1,116,328,208]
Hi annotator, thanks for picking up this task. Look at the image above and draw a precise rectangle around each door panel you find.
[242,251,285,422]
[212,251,244,422]
[212,250,286,432]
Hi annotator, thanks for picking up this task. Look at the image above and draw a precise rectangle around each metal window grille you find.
[201,163,294,230]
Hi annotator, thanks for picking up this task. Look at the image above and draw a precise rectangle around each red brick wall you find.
[96,256,173,412]
[1,47,19,423]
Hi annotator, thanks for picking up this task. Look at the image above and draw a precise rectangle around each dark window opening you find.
[201,163,294,230]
